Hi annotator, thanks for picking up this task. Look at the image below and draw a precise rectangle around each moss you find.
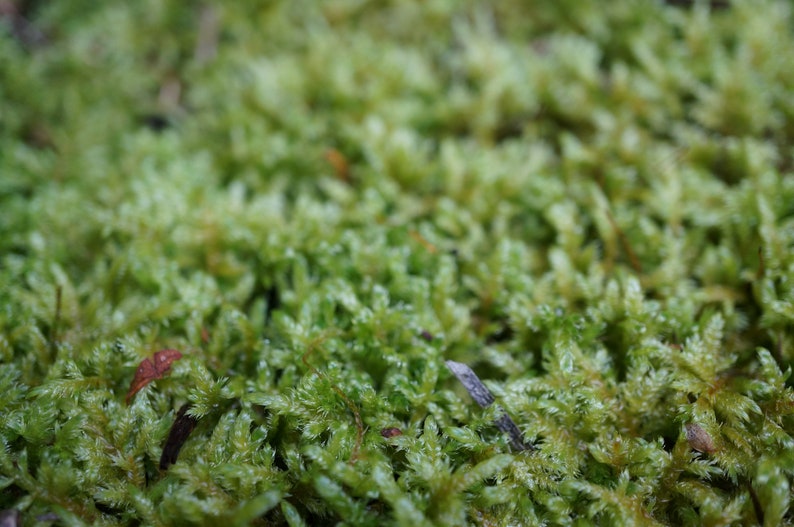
[2,0,794,525]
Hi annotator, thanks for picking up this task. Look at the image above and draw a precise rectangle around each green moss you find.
[2,0,794,525]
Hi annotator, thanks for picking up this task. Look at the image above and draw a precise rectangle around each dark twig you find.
[664,0,730,9]
[0,509,21,527]
[747,480,764,526]
[446,360,534,451]
[0,2,48,48]
[160,404,199,470]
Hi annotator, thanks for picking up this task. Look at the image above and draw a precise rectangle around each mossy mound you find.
[2,1,794,525]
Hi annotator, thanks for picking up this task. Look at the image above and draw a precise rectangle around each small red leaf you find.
[126,349,183,404]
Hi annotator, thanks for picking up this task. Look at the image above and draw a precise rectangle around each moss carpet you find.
[2,1,794,525]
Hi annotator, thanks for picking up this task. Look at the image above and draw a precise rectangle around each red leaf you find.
[126,349,183,404]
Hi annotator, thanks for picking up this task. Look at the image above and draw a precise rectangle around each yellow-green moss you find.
[2,1,794,525]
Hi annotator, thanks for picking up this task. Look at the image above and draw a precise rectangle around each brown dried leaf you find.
[126,349,183,404]
[324,148,350,182]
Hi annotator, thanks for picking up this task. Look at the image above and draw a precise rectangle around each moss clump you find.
[2,1,794,525]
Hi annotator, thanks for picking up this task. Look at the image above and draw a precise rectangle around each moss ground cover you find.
[2,1,794,525]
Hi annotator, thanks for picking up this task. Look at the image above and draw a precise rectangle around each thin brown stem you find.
[49,285,62,360]
[302,336,364,464]
[606,210,642,274]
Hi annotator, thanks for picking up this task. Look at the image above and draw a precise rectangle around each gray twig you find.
[446,360,534,451]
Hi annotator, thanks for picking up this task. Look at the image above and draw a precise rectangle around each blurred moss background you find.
[2,1,794,525]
